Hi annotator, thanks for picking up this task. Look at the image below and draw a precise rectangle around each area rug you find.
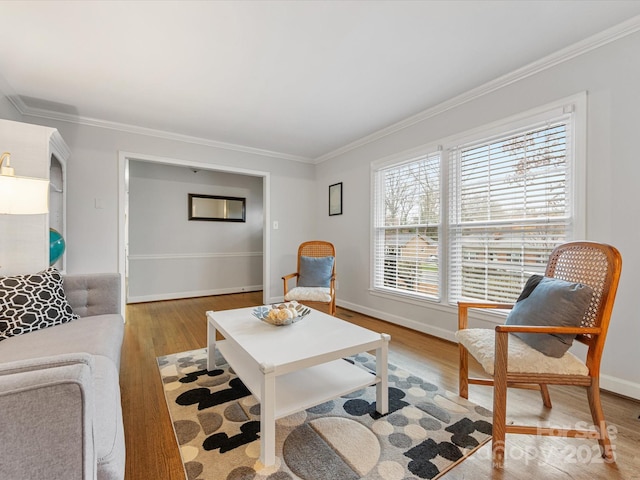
[157,348,492,480]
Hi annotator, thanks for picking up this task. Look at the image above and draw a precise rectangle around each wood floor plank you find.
[121,294,640,480]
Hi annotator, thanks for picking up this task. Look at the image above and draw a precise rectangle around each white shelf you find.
[216,340,379,419]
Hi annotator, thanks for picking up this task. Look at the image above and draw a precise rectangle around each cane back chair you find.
[456,241,622,467]
[282,241,336,315]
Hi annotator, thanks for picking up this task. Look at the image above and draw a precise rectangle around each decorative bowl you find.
[252,302,311,326]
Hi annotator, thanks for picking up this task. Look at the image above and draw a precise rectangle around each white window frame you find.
[370,93,587,313]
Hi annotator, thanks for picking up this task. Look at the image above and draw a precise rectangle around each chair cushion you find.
[298,256,334,287]
[285,286,332,303]
[455,328,589,376]
[505,276,593,358]
[0,267,79,342]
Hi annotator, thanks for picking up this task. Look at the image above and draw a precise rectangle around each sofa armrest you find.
[0,354,96,480]
[64,273,121,317]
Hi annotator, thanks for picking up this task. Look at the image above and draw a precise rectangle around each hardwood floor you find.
[121,294,640,480]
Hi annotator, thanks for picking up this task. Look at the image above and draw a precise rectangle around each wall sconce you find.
[0,152,49,214]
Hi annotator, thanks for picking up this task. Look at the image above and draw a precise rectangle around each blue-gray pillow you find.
[298,256,334,288]
[505,276,593,358]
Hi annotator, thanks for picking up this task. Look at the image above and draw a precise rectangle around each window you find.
[372,152,441,300]
[371,95,585,306]
[449,117,575,303]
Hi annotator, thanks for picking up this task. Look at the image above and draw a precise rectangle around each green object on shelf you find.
[49,228,65,265]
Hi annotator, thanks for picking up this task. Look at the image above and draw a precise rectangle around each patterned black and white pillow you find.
[0,266,79,341]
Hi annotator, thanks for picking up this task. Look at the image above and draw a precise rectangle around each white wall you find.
[316,31,640,399]
[127,161,264,302]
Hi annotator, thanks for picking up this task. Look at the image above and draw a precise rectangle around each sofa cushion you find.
[298,256,334,287]
[505,276,593,358]
[0,314,124,369]
[63,273,121,318]
[0,267,79,342]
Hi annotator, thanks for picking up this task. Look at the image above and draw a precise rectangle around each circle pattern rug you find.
[157,348,492,480]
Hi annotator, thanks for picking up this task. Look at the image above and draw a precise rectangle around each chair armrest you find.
[0,355,96,480]
[496,325,601,335]
[329,273,336,293]
[458,301,514,329]
[282,272,298,295]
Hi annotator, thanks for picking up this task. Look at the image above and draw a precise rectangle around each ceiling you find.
[1,1,640,162]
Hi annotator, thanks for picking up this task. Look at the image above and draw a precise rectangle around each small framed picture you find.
[329,182,343,216]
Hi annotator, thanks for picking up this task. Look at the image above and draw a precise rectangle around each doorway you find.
[118,152,270,317]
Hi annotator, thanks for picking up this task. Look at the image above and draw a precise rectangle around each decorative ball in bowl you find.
[252,301,311,326]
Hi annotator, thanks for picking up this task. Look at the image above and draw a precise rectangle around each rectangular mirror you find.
[188,194,246,222]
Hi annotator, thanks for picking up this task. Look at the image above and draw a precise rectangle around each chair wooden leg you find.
[539,384,552,408]
[459,343,469,399]
[587,379,615,462]
[492,331,509,468]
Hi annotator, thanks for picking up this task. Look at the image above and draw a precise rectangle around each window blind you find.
[373,152,441,300]
[448,117,573,303]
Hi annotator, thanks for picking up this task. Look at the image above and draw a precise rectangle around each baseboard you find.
[600,374,640,400]
[127,285,262,304]
[336,299,457,343]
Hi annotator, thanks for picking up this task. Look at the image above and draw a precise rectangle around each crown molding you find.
[19,106,314,163]
[0,75,313,164]
[314,15,640,164]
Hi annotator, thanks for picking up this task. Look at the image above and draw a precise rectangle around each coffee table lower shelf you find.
[215,340,380,420]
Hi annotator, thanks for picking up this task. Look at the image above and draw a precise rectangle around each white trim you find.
[118,151,271,308]
[118,153,128,319]
[315,16,640,164]
[127,285,263,304]
[19,107,313,163]
[128,252,263,261]
[600,374,640,401]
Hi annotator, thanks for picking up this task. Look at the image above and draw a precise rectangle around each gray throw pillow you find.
[505,276,593,358]
[515,274,543,302]
[298,256,334,288]
[0,267,79,341]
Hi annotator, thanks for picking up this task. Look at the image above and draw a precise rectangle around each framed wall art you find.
[329,182,343,216]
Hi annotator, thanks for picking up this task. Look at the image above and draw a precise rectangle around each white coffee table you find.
[206,306,390,467]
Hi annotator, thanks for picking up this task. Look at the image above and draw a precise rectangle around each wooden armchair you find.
[456,241,622,467]
[282,241,336,315]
